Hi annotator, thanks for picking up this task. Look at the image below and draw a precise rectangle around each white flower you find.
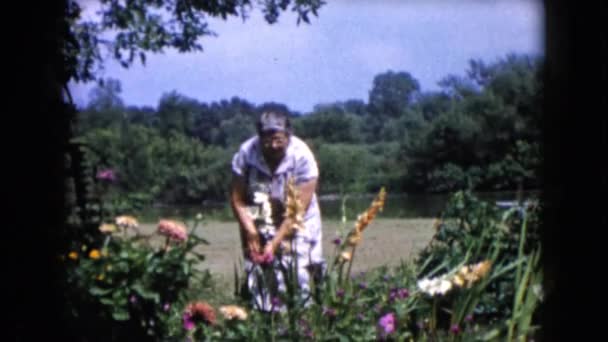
[417,275,453,296]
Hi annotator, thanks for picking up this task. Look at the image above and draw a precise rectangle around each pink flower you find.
[96,169,116,182]
[157,219,188,242]
[378,312,396,338]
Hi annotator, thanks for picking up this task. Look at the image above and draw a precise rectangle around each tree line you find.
[72,53,543,209]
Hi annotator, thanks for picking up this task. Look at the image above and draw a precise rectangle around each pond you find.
[138,190,539,222]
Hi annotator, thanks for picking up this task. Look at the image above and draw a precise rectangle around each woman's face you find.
[260,130,289,164]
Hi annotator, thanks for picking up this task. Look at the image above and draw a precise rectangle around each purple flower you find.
[96,169,116,182]
[163,303,171,312]
[465,314,474,323]
[378,312,396,337]
[322,306,337,318]
[270,297,281,307]
[359,282,368,289]
[389,288,410,302]
[450,324,461,334]
[336,288,345,298]
[183,312,195,331]
[332,237,342,245]
[383,274,392,281]
[129,295,138,304]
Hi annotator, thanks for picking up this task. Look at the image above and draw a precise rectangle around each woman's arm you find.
[230,174,261,256]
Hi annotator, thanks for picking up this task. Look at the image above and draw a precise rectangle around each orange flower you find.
[183,301,217,328]
[115,215,139,229]
[68,251,78,260]
[219,305,248,321]
[89,249,101,260]
[99,223,117,234]
[345,187,386,247]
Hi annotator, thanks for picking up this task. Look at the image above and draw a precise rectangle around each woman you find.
[230,109,324,311]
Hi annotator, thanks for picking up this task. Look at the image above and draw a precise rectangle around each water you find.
[138,191,539,222]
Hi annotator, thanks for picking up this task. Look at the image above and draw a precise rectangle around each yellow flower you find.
[346,231,362,247]
[81,244,87,252]
[284,177,305,233]
[472,260,492,279]
[219,305,248,321]
[105,264,113,272]
[115,215,139,229]
[96,274,105,281]
[89,249,101,260]
[99,223,117,234]
[339,251,352,262]
[68,251,78,260]
[452,274,465,287]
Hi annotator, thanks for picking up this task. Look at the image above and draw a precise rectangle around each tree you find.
[368,71,420,118]
[77,78,125,132]
[67,0,326,83]
[157,91,200,136]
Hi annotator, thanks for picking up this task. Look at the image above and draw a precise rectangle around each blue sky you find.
[69,0,544,114]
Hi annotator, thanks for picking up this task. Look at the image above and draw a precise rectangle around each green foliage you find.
[415,191,541,332]
[63,215,213,340]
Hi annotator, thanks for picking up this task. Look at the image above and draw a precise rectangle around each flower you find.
[271,296,282,308]
[88,249,101,260]
[389,288,409,302]
[129,295,138,304]
[96,168,116,181]
[417,275,453,296]
[452,260,493,288]
[96,274,105,281]
[332,237,342,245]
[465,314,474,323]
[163,303,171,312]
[219,305,248,321]
[450,324,461,334]
[115,215,139,229]
[322,306,337,318]
[68,251,78,260]
[339,251,352,262]
[378,312,396,337]
[157,219,188,242]
[98,223,117,234]
[359,282,368,289]
[336,288,345,298]
[284,177,305,233]
[183,301,217,329]
[345,187,386,247]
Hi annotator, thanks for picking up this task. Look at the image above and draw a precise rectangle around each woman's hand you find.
[244,229,261,256]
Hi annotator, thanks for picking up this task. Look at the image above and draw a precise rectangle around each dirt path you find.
[140,218,436,283]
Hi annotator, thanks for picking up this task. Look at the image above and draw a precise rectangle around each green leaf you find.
[112,308,130,321]
[132,283,160,302]
[89,286,113,296]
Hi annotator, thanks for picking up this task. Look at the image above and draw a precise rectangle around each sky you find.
[69,0,544,114]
